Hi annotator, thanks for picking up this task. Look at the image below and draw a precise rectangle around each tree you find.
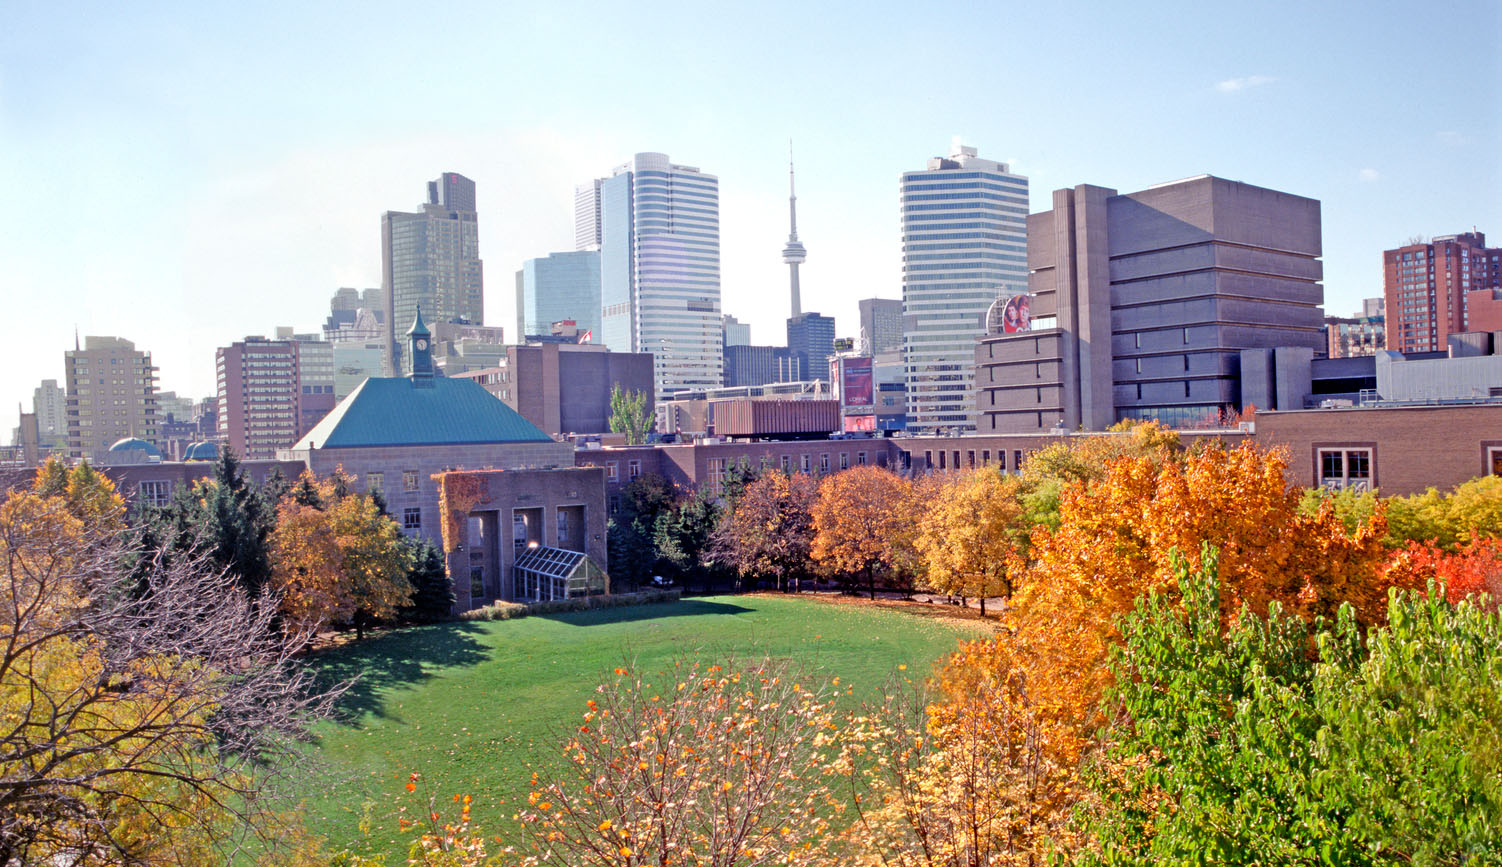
[0,483,340,863]
[1080,547,1502,865]
[606,474,678,588]
[914,469,1029,613]
[608,384,654,446]
[519,657,840,866]
[713,470,819,592]
[267,470,415,641]
[401,537,456,623]
[810,467,917,598]
[652,490,720,587]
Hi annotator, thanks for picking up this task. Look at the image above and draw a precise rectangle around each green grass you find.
[299,594,988,858]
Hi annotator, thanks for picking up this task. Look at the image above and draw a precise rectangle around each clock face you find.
[416,339,428,350]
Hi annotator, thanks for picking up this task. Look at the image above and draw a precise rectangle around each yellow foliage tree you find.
[914,469,1028,613]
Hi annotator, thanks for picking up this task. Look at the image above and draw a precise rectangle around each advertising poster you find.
[1001,294,1033,333]
[844,414,876,433]
[842,357,873,407]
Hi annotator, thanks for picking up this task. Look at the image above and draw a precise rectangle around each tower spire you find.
[781,140,807,319]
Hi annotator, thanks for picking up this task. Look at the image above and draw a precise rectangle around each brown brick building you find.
[1383,232,1502,354]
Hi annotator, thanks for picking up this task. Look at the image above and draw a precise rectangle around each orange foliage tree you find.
[810,467,919,598]
[1384,535,1502,611]
[268,470,413,640]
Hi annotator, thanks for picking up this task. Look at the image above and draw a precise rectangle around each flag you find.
[579,329,592,344]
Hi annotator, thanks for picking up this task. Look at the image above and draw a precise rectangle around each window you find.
[138,480,171,507]
[365,472,384,494]
[606,461,618,481]
[1317,448,1373,492]
[513,515,528,549]
[967,450,976,468]
[780,454,791,472]
[628,459,641,480]
[1014,450,1024,471]
[925,450,933,470]
[953,451,961,470]
[470,568,485,602]
[801,454,811,473]
[839,452,849,470]
[982,449,990,466]
[557,509,569,543]
[707,457,727,496]
[403,470,419,492]
[1490,447,1502,477]
[857,451,867,466]
[820,454,830,474]
[403,507,422,530]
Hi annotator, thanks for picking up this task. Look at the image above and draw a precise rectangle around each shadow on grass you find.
[310,621,491,725]
[538,599,755,627]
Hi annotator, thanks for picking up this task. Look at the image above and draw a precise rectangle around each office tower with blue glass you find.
[585,153,721,399]
[515,251,602,341]
[900,144,1029,434]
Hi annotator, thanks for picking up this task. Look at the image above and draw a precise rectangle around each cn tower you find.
[782,144,807,318]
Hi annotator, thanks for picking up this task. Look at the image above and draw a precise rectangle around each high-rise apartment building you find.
[787,313,836,382]
[858,298,903,355]
[516,251,602,341]
[589,153,721,399]
[382,173,484,375]
[275,328,337,436]
[64,337,159,463]
[901,144,1029,434]
[1383,232,1502,353]
[977,175,1324,432]
[217,337,300,460]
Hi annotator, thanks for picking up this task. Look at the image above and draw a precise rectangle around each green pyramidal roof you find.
[292,376,553,450]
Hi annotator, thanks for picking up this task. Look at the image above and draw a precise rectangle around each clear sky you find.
[2,0,1498,436]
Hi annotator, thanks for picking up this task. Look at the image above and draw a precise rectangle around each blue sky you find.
[2,0,1498,435]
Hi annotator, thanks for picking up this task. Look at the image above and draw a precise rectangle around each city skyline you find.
[2,0,1498,433]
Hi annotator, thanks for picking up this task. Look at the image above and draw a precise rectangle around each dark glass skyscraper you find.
[382,172,484,374]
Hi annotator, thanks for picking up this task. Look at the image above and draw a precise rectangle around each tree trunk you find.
[979,596,987,616]
[868,564,877,600]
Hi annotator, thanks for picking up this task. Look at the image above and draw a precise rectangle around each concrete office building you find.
[1383,231,1502,353]
[217,337,301,460]
[722,315,751,348]
[976,175,1325,432]
[65,337,159,464]
[901,144,1030,434]
[787,312,835,382]
[516,251,602,343]
[382,173,484,375]
[468,342,654,437]
[274,327,337,436]
[859,298,903,355]
[574,178,603,251]
[588,153,722,399]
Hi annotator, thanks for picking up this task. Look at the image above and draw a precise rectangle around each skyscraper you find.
[722,314,751,348]
[31,379,65,444]
[787,313,835,382]
[858,298,903,355]
[589,153,722,399]
[382,173,484,375]
[574,179,603,251]
[65,337,159,463]
[1383,232,1502,353]
[516,251,602,341]
[900,144,1029,434]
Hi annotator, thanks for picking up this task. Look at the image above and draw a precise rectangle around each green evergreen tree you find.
[399,538,455,623]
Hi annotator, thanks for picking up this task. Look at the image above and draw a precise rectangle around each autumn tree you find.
[268,469,414,640]
[0,480,339,863]
[914,469,1029,613]
[519,657,840,866]
[713,470,819,592]
[811,467,918,598]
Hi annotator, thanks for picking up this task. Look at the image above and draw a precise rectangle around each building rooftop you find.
[291,376,553,449]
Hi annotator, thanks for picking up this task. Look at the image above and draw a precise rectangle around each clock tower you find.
[407,307,434,386]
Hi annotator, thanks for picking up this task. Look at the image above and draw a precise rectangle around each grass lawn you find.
[298,593,990,858]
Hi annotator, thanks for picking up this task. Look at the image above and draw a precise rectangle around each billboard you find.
[1000,294,1033,333]
[841,357,874,407]
[844,413,876,433]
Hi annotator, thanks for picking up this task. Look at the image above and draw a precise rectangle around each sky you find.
[2,0,1499,436]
